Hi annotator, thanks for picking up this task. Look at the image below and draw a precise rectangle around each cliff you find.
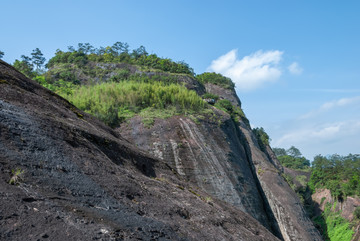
[0,58,322,240]
[0,60,278,240]
[119,79,322,240]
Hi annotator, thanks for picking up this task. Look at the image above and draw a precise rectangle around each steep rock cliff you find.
[120,78,322,240]
[0,60,279,240]
[239,125,322,241]
[206,82,322,241]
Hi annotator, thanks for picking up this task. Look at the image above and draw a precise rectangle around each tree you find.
[96,46,106,55]
[131,45,148,59]
[31,48,46,71]
[287,146,302,158]
[77,43,94,54]
[112,42,129,56]
[68,46,75,52]
[273,147,287,157]
[13,55,35,78]
[0,50,4,59]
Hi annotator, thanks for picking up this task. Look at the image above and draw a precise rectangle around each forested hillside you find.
[9,43,249,130]
[273,147,360,241]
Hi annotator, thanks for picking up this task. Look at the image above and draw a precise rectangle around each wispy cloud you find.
[275,122,344,146]
[207,49,283,91]
[274,120,360,155]
[296,89,360,93]
[300,96,360,119]
[320,96,360,110]
[271,96,360,159]
[288,62,303,75]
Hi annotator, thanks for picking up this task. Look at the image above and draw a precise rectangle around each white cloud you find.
[207,49,283,91]
[300,96,360,119]
[320,96,360,110]
[288,62,303,75]
[299,89,360,93]
[271,96,360,159]
[274,120,360,148]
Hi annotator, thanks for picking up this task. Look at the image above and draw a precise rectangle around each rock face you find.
[312,189,360,221]
[120,81,322,240]
[118,112,274,231]
[0,61,282,240]
[0,59,322,240]
[239,127,322,241]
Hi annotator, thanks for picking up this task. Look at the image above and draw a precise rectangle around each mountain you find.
[0,56,321,240]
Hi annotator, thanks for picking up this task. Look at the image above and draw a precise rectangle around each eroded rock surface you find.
[118,112,274,230]
[120,81,323,240]
[0,60,280,240]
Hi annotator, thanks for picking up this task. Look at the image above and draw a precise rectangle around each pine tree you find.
[31,48,46,71]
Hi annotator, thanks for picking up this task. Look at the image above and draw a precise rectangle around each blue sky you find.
[1,0,360,160]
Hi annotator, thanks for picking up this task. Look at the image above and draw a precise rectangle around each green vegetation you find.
[13,48,46,78]
[273,146,310,170]
[281,173,296,189]
[296,175,308,186]
[0,50,4,59]
[62,80,205,127]
[215,99,250,127]
[215,99,233,112]
[196,72,235,89]
[34,76,77,96]
[275,146,359,240]
[308,154,360,199]
[202,93,219,101]
[9,168,25,185]
[139,107,178,128]
[354,207,360,219]
[204,196,213,203]
[317,203,354,241]
[252,127,270,151]
[12,44,253,130]
[46,42,194,76]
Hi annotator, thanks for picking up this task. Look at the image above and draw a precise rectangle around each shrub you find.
[63,80,205,127]
[9,168,24,185]
[196,72,235,89]
[215,99,233,112]
[252,127,270,151]
[109,69,130,82]
[202,93,219,101]
[324,204,354,241]
[354,207,360,219]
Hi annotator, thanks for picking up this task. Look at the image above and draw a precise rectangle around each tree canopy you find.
[308,154,360,199]
[273,146,310,170]
[196,72,235,89]
[31,48,46,70]
[46,42,194,76]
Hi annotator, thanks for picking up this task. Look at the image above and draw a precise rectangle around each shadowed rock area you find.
[0,60,280,240]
